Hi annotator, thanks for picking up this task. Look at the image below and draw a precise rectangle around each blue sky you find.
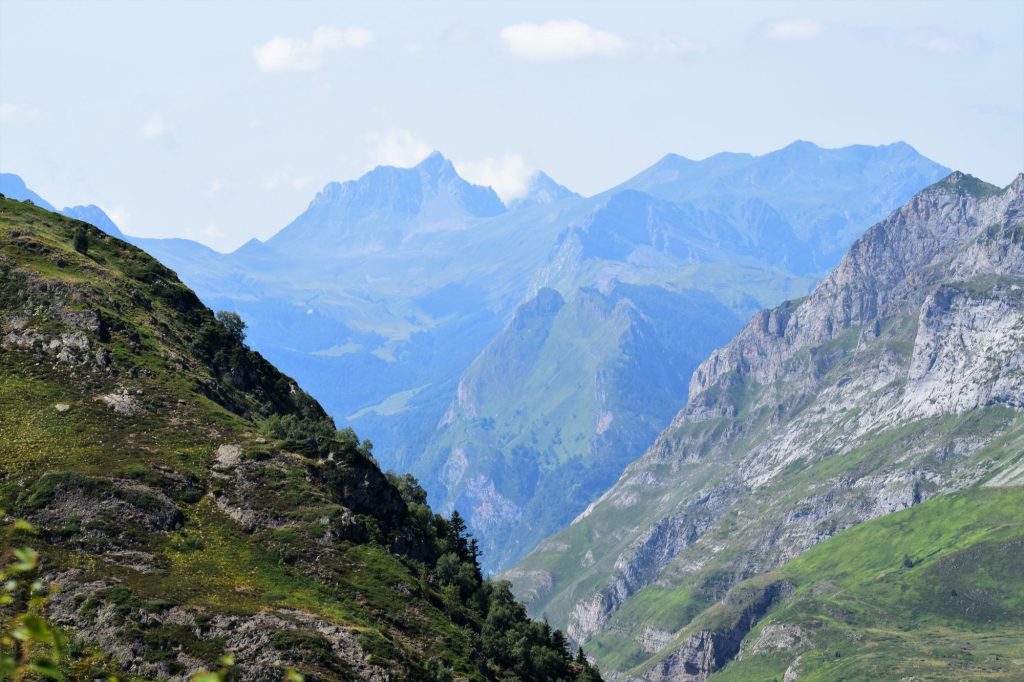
[1,0,1021,251]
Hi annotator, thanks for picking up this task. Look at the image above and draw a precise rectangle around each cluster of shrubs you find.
[387,475,603,681]
[218,308,599,679]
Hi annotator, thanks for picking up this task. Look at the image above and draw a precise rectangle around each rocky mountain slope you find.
[0,197,602,681]
[3,143,950,574]
[647,486,1024,681]
[505,171,1024,677]
[392,144,948,572]
[421,284,741,570]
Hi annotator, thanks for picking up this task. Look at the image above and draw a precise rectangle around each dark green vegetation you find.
[0,198,602,681]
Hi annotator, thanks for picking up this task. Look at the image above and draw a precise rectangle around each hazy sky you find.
[1,0,1022,251]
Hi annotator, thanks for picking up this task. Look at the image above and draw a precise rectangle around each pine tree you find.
[73,226,89,254]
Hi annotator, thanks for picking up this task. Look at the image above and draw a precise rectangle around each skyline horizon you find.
[2,0,1020,251]
[2,137,990,254]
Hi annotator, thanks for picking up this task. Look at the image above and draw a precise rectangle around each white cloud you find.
[648,35,706,57]
[140,113,168,139]
[907,33,969,55]
[500,20,626,62]
[204,222,224,238]
[254,26,373,73]
[456,154,533,203]
[763,19,825,41]
[364,130,433,168]
[0,102,43,124]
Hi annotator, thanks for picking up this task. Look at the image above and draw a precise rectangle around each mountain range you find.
[505,172,1024,678]
[1,142,951,572]
[2,156,1022,680]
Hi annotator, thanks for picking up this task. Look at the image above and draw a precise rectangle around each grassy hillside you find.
[421,283,742,571]
[0,197,601,681]
[657,486,1024,680]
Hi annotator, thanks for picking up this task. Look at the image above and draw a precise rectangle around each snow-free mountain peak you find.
[61,204,124,237]
[508,171,579,208]
[265,151,505,254]
[0,172,56,211]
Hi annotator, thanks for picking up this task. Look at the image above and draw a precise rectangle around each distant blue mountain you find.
[614,140,947,272]
[2,175,224,281]
[0,173,56,211]
[508,171,579,208]
[60,204,124,237]
[266,151,506,257]
[1,174,124,238]
[147,141,950,572]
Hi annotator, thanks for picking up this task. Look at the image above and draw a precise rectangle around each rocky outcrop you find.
[568,487,732,642]
[26,473,184,549]
[687,173,1023,406]
[643,581,793,681]
[901,283,1024,417]
[47,572,388,681]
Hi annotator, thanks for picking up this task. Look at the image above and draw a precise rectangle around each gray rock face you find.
[643,630,720,682]
[642,581,793,682]
[509,173,1024,677]
[47,573,388,681]
[568,486,731,643]
[687,172,1022,403]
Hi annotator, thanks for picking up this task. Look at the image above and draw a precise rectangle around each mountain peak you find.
[769,139,825,160]
[414,150,457,177]
[508,171,578,208]
[231,236,269,259]
[60,204,123,237]
[652,152,695,169]
[932,170,1003,199]
[419,150,448,165]
[780,139,821,152]
[265,151,503,252]
[0,173,56,211]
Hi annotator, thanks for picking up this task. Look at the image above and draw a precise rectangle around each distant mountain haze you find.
[0,172,56,211]
[60,204,124,238]
[3,141,950,573]
[266,151,507,257]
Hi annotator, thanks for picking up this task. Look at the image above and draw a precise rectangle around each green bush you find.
[73,226,89,254]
